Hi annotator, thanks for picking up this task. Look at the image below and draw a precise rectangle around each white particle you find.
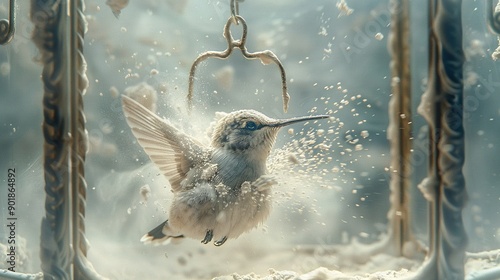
[140,184,151,202]
[0,62,11,76]
[288,154,300,164]
[109,86,119,98]
[359,232,369,238]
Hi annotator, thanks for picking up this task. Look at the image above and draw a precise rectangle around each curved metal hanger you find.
[188,14,290,113]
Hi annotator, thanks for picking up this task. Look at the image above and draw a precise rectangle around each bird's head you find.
[211,109,329,158]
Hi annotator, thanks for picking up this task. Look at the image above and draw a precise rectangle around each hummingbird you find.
[121,95,329,246]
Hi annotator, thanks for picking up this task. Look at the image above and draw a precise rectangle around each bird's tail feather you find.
[140,220,184,246]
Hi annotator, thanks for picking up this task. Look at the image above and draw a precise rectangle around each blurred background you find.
[0,0,499,279]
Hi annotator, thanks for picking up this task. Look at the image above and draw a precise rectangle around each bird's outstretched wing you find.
[121,95,209,192]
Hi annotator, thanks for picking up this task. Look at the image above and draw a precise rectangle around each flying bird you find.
[121,95,329,246]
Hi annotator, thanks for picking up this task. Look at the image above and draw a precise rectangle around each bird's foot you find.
[214,236,227,246]
[201,229,213,244]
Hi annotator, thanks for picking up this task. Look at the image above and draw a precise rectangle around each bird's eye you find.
[245,121,258,131]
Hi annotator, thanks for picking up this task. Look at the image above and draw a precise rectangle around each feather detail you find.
[121,95,209,192]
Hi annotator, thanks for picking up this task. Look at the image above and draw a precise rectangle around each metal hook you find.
[0,0,15,45]
[487,0,500,35]
[188,15,290,113]
[230,0,243,25]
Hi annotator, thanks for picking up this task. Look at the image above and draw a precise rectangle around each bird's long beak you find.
[268,115,330,128]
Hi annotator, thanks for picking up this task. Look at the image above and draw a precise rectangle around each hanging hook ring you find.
[230,0,244,25]
[487,0,500,35]
[188,15,290,112]
[0,0,16,45]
